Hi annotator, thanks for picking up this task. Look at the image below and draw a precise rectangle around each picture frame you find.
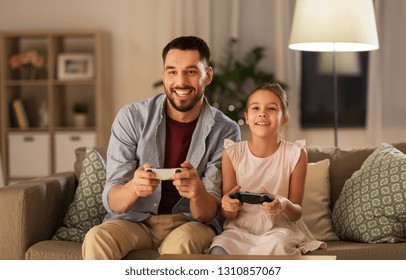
[57,53,94,80]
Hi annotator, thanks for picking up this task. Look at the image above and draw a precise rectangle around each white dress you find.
[209,139,326,255]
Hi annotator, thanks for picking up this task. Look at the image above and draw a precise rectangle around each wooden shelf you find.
[0,29,112,184]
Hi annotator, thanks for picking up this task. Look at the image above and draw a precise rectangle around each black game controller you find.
[229,191,274,204]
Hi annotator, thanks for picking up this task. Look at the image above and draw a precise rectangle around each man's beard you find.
[165,86,204,112]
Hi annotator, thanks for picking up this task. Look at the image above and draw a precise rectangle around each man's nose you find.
[176,72,188,85]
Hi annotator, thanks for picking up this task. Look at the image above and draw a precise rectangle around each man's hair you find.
[162,36,211,65]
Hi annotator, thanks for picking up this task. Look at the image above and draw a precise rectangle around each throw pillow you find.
[52,147,107,242]
[332,143,406,243]
[302,159,339,241]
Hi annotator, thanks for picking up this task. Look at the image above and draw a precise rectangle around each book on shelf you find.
[11,99,29,128]
[9,102,19,128]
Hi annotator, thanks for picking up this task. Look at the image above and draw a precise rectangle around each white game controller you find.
[145,168,183,180]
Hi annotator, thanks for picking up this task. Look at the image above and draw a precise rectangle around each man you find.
[82,36,241,259]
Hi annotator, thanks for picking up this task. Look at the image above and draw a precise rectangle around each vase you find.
[38,101,48,127]
[19,66,37,80]
[73,113,88,127]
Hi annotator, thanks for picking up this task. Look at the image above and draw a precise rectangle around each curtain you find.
[368,0,406,144]
[152,0,239,61]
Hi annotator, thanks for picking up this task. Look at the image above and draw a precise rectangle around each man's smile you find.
[173,88,193,97]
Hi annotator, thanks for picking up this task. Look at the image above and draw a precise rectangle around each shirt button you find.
[153,203,157,207]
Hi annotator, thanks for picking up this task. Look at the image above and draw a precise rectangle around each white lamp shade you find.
[289,0,379,52]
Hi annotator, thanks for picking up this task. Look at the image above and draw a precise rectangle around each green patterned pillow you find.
[332,143,406,243]
[53,147,107,242]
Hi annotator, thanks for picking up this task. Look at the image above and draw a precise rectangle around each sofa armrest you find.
[0,172,77,260]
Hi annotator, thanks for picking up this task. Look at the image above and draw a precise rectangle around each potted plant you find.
[72,102,88,127]
[8,50,45,80]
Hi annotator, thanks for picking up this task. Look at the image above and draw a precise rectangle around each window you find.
[300,52,369,128]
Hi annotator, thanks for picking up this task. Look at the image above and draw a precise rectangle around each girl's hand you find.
[221,185,243,213]
[260,187,287,216]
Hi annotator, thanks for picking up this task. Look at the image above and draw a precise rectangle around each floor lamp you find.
[288,0,379,147]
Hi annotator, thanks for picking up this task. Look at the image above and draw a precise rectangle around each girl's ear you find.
[244,111,249,123]
[281,116,289,127]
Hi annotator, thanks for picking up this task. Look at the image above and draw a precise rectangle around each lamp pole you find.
[333,49,338,147]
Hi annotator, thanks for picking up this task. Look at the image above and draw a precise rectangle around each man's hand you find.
[107,163,160,213]
[172,161,204,199]
[130,163,160,197]
[173,160,219,222]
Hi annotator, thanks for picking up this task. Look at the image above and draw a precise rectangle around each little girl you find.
[209,83,325,255]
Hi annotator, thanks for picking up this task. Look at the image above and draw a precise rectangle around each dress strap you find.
[224,138,235,149]
[294,139,306,149]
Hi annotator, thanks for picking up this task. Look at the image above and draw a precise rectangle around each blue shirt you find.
[102,93,241,233]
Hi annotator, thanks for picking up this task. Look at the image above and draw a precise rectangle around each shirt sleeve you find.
[102,105,140,213]
[200,123,241,201]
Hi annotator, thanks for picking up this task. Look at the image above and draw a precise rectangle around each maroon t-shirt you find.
[158,115,198,214]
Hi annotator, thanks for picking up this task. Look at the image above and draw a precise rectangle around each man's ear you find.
[204,66,213,86]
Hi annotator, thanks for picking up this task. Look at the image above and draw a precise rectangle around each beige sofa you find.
[0,143,405,260]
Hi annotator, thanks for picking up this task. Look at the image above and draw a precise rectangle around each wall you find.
[1,0,163,115]
[1,0,405,148]
[1,0,237,112]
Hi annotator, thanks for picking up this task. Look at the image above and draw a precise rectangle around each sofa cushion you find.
[26,240,83,260]
[52,147,107,242]
[302,159,339,241]
[25,240,160,260]
[74,146,107,180]
[332,143,406,243]
[307,142,406,210]
[306,240,406,260]
[307,145,376,210]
